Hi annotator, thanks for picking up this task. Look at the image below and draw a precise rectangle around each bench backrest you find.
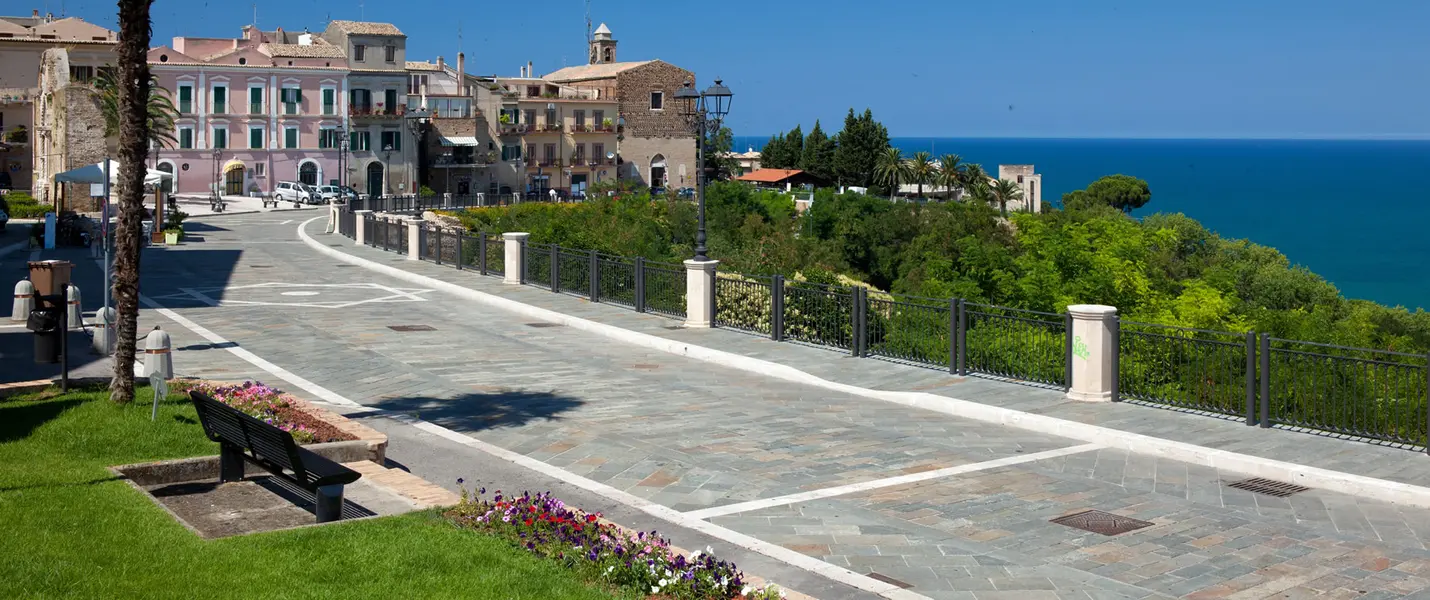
[190,391,305,475]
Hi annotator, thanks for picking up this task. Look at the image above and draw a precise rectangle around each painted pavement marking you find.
[137,288,928,600]
[683,443,1104,521]
[145,282,434,309]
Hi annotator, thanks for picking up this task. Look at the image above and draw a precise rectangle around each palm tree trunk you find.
[110,0,154,404]
[1000,200,1007,218]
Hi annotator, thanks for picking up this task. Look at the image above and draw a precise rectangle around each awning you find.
[53,159,171,185]
[222,160,246,174]
[439,136,479,147]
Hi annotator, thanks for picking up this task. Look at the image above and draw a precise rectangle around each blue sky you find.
[48,0,1430,139]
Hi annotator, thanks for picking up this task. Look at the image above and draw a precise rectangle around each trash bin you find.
[27,260,73,296]
[26,293,63,364]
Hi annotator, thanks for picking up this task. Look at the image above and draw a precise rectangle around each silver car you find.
[273,181,312,204]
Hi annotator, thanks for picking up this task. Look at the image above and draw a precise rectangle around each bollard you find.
[92,307,116,356]
[12,280,34,321]
[142,326,173,379]
[65,285,82,329]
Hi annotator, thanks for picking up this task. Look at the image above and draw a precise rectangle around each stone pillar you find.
[325,202,340,234]
[1066,304,1117,402]
[354,210,372,245]
[503,232,528,285]
[683,259,719,328]
[407,219,423,260]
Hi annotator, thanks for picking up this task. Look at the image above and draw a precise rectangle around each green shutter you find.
[322,89,335,115]
[179,128,192,149]
[212,87,226,113]
[250,127,262,149]
[285,128,298,149]
[178,86,192,113]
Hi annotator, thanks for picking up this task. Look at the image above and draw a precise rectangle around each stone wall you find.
[615,61,694,139]
[619,135,696,188]
[61,85,107,212]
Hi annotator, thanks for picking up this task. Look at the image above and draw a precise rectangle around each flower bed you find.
[184,381,354,444]
[447,487,784,599]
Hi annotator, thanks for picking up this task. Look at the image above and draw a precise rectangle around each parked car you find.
[316,185,343,203]
[676,187,696,199]
[338,186,362,203]
[273,181,312,204]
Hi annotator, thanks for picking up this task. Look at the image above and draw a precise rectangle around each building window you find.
[281,87,301,115]
[543,143,556,162]
[299,162,318,185]
[322,88,335,115]
[353,44,365,61]
[350,131,371,151]
[69,65,93,83]
[383,89,399,114]
[178,127,193,149]
[573,143,585,164]
[319,128,341,149]
[526,144,535,161]
[573,110,585,127]
[408,74,428,95]
[384,45,396,62]
[249,87,263,114]
[249,126,264,149]
[211,85,227,114]
[380,131,401,151]
[523,109,536,125]
[499,108,519,124]
[212,127,228,149]
[593,110,604,127]
[177,85,193,114]
[255,162,265,177]
[350,89,371,112]
[526,86,540,98]
[593,143,605,163]
[649,91,663,110]
[501,144,521,161]
[545,108,557,127]
[284,127,298,149]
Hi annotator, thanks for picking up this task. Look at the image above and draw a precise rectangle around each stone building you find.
[406,53,499,196]
[321,20,414,198]
[542,23,696,190]
[0,11,116,202]
[491,66,619,197]
[998,164,1043,213]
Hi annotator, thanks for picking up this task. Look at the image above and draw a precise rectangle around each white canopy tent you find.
[53,159,172,186]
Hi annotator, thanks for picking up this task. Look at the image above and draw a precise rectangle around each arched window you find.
[299,162,318,186]
[156,162,175,194]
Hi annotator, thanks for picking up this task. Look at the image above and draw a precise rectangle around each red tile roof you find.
[735,169,804,183]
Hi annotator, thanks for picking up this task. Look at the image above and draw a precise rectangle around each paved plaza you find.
[18,212,1430,599]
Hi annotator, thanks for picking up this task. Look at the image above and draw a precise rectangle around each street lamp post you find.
[675,79,732,262]
[211,148,222,199]
[405,108,431,197]
[382,144,393,197]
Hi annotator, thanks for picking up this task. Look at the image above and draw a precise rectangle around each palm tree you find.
[961,163,987,194]
[966,179,993,208]
[110,0,156,404]
[873,147,909,201]
[92,68,178,153]
[990,178,1023,218]
[909,151,935,199]
[936,154,964,200]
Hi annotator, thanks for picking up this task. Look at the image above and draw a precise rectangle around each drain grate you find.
[525,322,562,328]
[630,363,660,370]
[335,264,356,267]
[387,325,436,332]
[866,573,912,589]
[1050,510,1153,536]
[249,265,272,268]
[1226,477,1309,498]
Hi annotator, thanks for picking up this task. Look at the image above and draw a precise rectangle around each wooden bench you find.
[261,195,278,208]
[189,391,361,523]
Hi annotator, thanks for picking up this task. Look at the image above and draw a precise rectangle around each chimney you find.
[32,9,39,17]
[436,56,444,71]
[527,61,533,78]
[456,52,464,76]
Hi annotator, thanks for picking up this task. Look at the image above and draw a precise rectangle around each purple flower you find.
[456,477,464,485]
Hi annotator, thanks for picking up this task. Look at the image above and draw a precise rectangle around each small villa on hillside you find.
[734,168,827,191]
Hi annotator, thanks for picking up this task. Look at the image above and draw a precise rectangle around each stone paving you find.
[74,211,1430,598]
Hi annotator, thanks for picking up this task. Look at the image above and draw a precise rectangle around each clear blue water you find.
[732,136,1430,311]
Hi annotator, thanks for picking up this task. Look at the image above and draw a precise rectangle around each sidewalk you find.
[171,194,322,217]
[304,218,1430,499]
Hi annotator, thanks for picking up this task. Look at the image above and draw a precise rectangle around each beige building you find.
[998,164,1043,213]
[490,69,619,197]
[0,11,116,201]
[541,23,697,191]
[321,20,416,197]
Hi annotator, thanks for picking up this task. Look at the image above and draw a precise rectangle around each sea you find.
[732,136,1430,311]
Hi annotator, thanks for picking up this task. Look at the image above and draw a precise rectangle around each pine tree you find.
[782,125,803,170]
[799,120,836,182]
[833,109,890,188]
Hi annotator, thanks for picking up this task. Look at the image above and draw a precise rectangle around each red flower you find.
[524,519,534,526]
[585,514,598,523]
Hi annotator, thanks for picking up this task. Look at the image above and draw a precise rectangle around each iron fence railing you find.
[962,303,1068,387]
[1116,321,1252,419]
[555,247,591,297]
[866,293,955,370]
[597,253,637,309]
[714,273,774,335]
[349,193,585,213]
[642,261,686,319]
[523,242,553,289]
[1261,337,1429,446]
[783,280,855,351]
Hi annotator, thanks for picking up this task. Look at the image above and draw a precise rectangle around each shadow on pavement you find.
[367,391,584,433]
[138,247,243,305]
[0,329,104,383]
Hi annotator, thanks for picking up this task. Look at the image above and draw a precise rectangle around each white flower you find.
[605,566,614,575]
[651,586,659,594]
[690,550,702,560]
[742,585,753,596]
[705,545,714,555]
[659,578,669,587]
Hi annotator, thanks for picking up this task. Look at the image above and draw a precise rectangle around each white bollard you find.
[12,280,34,322]
[92,307,116,356]
[407,218,424,260]
[354,210,372,245]
[683,259,719,328]
[142,325,173,379]
[65,285,82,329]
[503,232,528,285]
[1066,304,1118,402]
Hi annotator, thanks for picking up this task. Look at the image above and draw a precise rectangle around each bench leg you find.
[315,484,344,523]
[219,443,245,483]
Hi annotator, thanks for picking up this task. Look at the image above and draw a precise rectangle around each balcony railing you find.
[536,158,561,167]
[498,123,529,135]
[350,105,402,117]
[432,155,493,166]
[538,123,562,132]
[571,124,615,134]
[249,103,263,115]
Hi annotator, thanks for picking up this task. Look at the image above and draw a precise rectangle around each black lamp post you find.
[675,78,732,262]
[406,108,431,195]
[211,148,222,198]
[334,126,345,191]
[382,144,393,197]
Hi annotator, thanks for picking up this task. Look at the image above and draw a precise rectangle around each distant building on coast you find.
[998,164,1042,213]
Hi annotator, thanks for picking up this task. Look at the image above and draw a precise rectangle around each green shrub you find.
[1,192,51,219]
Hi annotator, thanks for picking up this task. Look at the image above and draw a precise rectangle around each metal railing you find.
[597,253,637,309]
[1261,337,1429,446]
[555,247,591,297]
[962,303,1069,387]
[1116,321,1252,419]
[783,280,856,351]
[642,261,685,319]
[714,273,774,335]
[866,293,955,370]
[523,242,553,289]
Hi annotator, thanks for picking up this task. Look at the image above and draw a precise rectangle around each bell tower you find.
[589,23,616,64]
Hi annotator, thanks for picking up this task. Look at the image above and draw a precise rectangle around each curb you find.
[296,218,1430,511]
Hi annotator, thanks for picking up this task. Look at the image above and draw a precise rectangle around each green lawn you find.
[0,386,633,600]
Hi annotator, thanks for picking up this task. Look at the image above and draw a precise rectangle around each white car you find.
[273,181,312,204]
[316,185,343,204]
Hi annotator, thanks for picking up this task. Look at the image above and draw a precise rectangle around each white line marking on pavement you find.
[280,219,294,225]
[138,274,925,599]
[684,443,1104,521]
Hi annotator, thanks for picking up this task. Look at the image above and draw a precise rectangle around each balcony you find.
[570,124,615,134]
[350,104,403,118]
[535,158,562,168]
[249,103,263,115]
[431,154,494,168]
[535,123,563,133]
[498,123,529,136]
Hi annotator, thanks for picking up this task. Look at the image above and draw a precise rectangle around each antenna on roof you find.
[252,4,257,28]
[457,20,462,55]
[359,0,364,20]
[585,0,592,44]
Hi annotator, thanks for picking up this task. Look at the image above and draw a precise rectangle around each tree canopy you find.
[1062,174,1152,213]
[832,109,890,188]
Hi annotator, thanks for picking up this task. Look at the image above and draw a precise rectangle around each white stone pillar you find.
[503,232,528,285]
[1066,304,1118,402]
[326,202,339,234]
[407,219,423,260]
[683,259,719,328]
[354,210,372,245]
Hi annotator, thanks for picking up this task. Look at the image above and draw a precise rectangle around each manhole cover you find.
[630,364,660,370]
[525,322,562,328]
[329,243,345,247]
[1226,477,1309,498]
[388,325,436,332]
[1050,510,1153,536]
[249,265,272,268]
[866,573,912,589]
[335,264,356,267]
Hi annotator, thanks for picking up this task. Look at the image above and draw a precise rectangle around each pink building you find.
[148,25,349,196]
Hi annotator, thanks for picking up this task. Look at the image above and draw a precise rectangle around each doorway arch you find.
[366,162,384,198]
[156,161,175,194]
[298,161,319,186]
[650,154,667,189]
